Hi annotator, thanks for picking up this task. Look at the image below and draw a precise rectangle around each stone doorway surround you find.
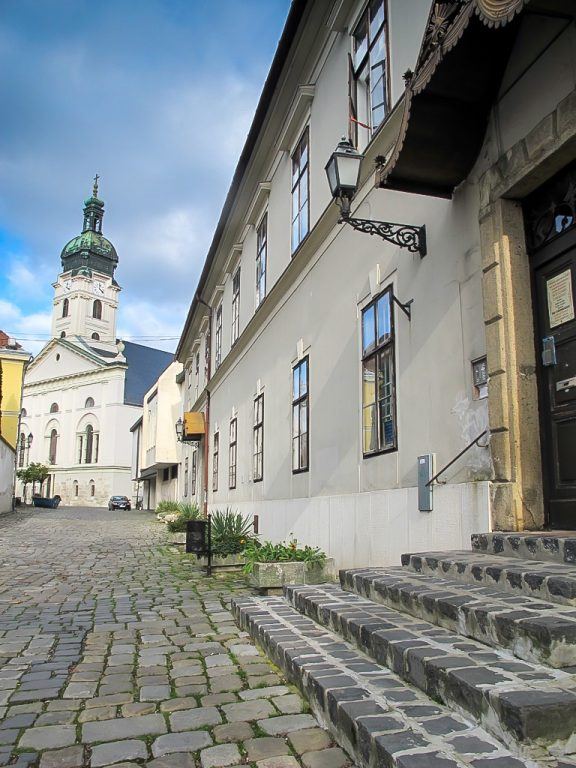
[479,88,576,531]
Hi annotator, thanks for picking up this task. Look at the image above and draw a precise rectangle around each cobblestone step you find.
[340,567,576,668]
[401,550,576,606]
[282,583,576,757]
[232,594,557,768]
[472,532,576,564]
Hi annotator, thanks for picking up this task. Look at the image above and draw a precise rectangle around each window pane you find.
[300,400,308,435]
[362,356,377,453]
[370,29,386,65]
[354,16,368,69]
[292,219,299,252]
[300,432,308,468]
[300,137,308,172]
[300,203,309,240]
[369,0,385,39]
[377,292,391,344]
[292,404,300,438]
[300,359,307,396]
[378,349,395,448]
[372,103,386,130]
[292,437,299,470]
[293,368,300,400]
[362,304,376,354]
[300,171,308,206]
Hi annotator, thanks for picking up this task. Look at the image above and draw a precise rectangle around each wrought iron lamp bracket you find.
[339,212,427,258]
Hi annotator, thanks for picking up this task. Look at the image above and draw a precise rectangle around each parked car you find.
[108,495,131,510]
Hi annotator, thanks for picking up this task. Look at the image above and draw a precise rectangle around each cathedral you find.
[17,180,173,506]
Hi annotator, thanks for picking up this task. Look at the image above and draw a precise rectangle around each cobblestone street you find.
[0,508,352,768]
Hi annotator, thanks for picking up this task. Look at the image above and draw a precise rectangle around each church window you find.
[78,424,99,464]
[62,298,69,318]
[50,403,59,413]
[91,332,100,341]
[60,331,66,338]
[89,480,95,497]
[85,397,95,408]
[49,429,58,465]
[85,425,94,463]
[73,480,79,497]
[231,267,241,344]
[18,433,25,468]
[93,300,102,320]
[21,408,27,418]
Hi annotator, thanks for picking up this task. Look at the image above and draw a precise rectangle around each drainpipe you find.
[195,293,212,519]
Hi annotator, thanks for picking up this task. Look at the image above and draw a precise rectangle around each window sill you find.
[292,467,309,475]
[362,445,397,459]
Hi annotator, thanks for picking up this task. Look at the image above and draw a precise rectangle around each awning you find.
[183,411,205,441]
[377,0,526,197]
[137,467,157,481]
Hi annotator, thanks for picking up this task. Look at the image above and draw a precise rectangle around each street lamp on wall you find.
[175,418,184,443]
[325,138,427,258]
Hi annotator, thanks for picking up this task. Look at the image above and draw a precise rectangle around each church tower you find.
[51,177,121,345]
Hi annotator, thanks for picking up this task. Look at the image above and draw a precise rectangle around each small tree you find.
[16,466,34,502]
[27,463,50,497]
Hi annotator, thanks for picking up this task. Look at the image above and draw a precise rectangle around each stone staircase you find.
[232,533,576,768]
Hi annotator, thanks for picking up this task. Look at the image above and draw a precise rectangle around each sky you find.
[0,0,291,355]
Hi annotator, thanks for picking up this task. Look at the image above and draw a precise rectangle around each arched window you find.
[60,331,66,338]
[21,408,27,418]
[50,403,59,413]
[91,332,100,341]
[85,425,94,463]
[18,433,25,468]
[62,298,69,318]
[89,480,95,497]
[85,397,95,408]
[49,429,58,465]
[93,300,102,320]
[73,480,79,497]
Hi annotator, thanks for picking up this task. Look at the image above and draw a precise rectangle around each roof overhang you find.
[377,0,527,197]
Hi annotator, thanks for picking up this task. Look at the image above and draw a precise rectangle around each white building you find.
[18,181,173,506]
[175,0,576,567]
[130,361,183,510]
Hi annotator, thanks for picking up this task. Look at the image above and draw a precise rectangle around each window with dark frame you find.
[170,465,178,480]
[184,457,189,497]
[195,352,200,399]
[215,304,222,368]
[163,467,169,482]
[232,267,241,344]
[49,429,58,465]
[292,358,309,473]
[92,299,102,320]
[212,431,219,492]
[350,0,388,146]
[62,298,69,318]
[291,129,309,252]
[191,449,197,495]
[229,417,237,489]
[253,393,264,482]
[18,433,25,468]
[361,287,396,455]
[256,215,267,308]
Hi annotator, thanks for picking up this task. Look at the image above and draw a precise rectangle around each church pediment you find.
[25,338,116,385]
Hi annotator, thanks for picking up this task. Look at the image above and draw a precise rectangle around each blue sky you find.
[0,0,290,354]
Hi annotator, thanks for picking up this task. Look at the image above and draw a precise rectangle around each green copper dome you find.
[60,177,118,279]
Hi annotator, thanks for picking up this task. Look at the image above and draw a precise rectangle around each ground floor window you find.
[361,286,396,455]
[212,432,219,492]
[292,357,309,472]
[253,393,264,482]
[229,417,237,489]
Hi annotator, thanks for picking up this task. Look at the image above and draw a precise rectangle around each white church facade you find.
[18,181,172,506]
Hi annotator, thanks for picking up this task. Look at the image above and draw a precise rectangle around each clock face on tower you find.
[64,280,72,292]
[92,281,105,295]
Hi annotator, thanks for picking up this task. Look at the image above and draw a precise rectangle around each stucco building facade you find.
[175,0,576,568]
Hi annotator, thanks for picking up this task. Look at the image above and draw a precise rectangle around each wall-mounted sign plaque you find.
[547,269,574,328]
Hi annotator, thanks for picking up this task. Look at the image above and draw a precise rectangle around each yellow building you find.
[0,332,31,512]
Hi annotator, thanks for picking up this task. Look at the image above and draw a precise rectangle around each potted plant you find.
[243,537,335,593]
[162,502,201,542]
[200,509,255,568]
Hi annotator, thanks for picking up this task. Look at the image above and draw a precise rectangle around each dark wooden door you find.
[533,229,576,529]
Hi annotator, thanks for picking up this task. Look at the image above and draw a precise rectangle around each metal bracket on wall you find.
[392,294,413,321]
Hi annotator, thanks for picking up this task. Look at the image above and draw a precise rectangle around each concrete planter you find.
[249,559,335,592]
[198,553,246,569]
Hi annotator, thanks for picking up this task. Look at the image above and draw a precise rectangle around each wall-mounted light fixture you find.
[325,138,426,258]
[175,417,184,442]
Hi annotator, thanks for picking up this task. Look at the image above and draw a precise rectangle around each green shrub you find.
[242,536,326,574]
[156,500,180,515]
[210,508,255,556]
[166,502,201,532]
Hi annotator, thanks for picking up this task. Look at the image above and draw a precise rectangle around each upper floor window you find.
[292,358,309,473]
[191,449,197,496]
[195,352,200,399]
[253,393,264,482]
[229,417,237,489]
[291,128,309,252]
[91,332,100,341]
[78,423,99,464]
[256,215,267,308]
[212,431,219,492]
[50,403,59,413]
[92,299,102,320]
[21,408,27,418]
[361,286,396,455]
[85,397,95,408]
[62,298,69,318]
[184,457,189,497]
[18,433,26,468]
[351,0,388,146]
[215,305,223,368]
[49,429,58,465]
[231,267,241,344]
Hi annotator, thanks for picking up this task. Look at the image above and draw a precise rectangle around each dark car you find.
[108,495,131,510]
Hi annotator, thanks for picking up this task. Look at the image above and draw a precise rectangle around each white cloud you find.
[0,299,52,355]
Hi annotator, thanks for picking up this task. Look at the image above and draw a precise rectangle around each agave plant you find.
[210,508,255,556]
